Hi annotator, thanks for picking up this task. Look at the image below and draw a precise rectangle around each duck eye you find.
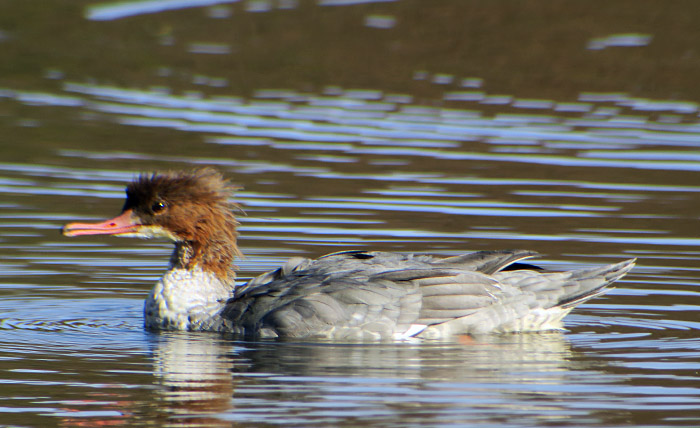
[151,201,167,214]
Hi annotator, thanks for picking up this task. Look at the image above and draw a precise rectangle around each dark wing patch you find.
[435,250,540,274]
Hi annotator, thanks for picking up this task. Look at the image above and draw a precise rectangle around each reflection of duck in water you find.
[150,332,234,427]
[63,168,635,340]
[147,331,579,425]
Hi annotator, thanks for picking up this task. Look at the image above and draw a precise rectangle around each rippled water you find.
[2,0,700,426]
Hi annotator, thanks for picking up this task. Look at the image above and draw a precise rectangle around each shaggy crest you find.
[126,168,242,280]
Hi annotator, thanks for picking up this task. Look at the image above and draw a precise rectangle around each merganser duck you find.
[62,168,635,340]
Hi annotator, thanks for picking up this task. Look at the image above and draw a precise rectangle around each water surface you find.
[1,1,700,426]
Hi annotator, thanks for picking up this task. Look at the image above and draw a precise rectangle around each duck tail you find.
[558,258,636,309]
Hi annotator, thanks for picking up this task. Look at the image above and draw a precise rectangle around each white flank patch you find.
[394,324,428,340]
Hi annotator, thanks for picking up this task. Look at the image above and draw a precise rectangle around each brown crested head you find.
[63,168,242,280]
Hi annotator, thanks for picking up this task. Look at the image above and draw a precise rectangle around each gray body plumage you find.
[145,249,635,340]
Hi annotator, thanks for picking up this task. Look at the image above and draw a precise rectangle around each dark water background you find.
[1,0,700,426]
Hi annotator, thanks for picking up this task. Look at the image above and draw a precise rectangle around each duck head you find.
[63,168,242,280]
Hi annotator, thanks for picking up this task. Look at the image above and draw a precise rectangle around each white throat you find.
[144,267,234,331]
